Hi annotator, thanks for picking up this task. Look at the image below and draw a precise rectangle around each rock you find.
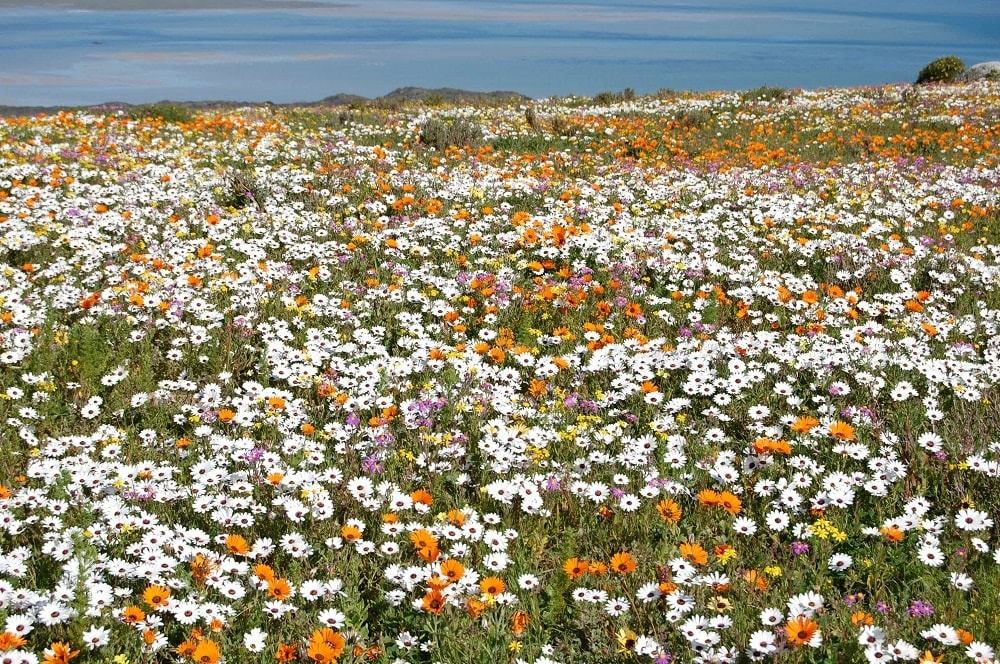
[959,61,1000,82]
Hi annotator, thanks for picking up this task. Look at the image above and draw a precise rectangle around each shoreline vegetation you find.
[0,87,531,118]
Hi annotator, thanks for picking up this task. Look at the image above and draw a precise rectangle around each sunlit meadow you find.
[1,82,999,664]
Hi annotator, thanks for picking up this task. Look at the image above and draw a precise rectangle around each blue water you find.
[1,0,998,105]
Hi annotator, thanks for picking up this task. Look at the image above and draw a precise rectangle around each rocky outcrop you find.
[959,61,1000,82]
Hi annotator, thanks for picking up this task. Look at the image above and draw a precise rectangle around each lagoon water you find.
[2,0,999,106]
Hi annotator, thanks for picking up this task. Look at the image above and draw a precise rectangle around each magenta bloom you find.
[908,600,934,618]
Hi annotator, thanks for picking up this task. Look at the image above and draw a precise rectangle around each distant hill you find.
[311,93,370,107]
[0,87,531,117]
[378,87,528,103]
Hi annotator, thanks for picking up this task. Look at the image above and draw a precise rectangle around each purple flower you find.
[791,541,810,555]
[242,447,265,463]
[907,600,934,618]
[361,455,383,475]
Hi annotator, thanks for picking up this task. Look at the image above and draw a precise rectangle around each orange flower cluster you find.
[696,489,742,515]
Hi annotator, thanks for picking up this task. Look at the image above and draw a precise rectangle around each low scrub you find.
[127,102,194,123]
[916,55,966,84]
[418,118,485,150]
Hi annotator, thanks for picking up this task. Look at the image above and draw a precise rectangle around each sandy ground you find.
[0,0,340,10]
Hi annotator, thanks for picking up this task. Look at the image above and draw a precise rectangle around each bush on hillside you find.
[128,103,194,123]
[593,88,636,104]
[216,167,268,211]
[418,118,484,150]
[741,85,792,103]
[916,56,966,84]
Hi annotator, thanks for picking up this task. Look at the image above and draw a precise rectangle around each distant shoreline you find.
[0,87,534,117]
[3,79,997,118]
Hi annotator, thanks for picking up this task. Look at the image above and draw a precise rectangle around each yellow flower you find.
[507,641,522,653]
[616,628,638,653]
[717,548,738,564]
[809,519,847,542]
[763,565,782,578]
[711,596,732,612]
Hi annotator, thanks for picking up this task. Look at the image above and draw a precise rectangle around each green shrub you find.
[418,118,484,150]
[675,109,713,129]
[128,103,194,123]
[524,107,541,131]
[549,114,579,136]
[593,88,636,104]
[216,167,267,211]
[741,85,792,103]
[916,56,965,84]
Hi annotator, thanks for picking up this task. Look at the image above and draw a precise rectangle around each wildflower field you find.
[1,82,1000,664]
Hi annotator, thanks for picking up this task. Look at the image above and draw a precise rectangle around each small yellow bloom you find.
[717,548,738,564]
[711,596,732,612]
[616,628,638,653]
